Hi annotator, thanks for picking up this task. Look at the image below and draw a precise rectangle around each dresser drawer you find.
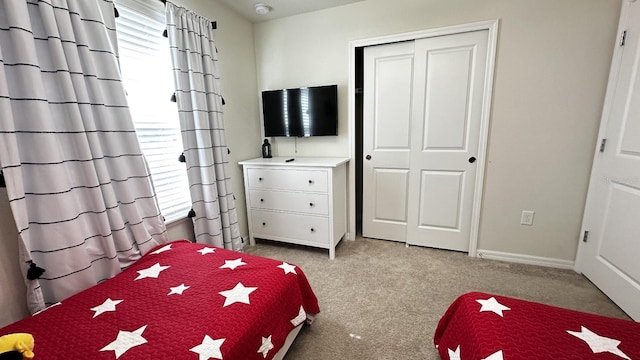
[249,190,329,215]
[251,210,329,245]
[247,168,328,192]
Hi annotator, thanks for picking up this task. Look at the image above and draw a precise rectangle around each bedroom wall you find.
[0,188,29,326]
[253,0,622,263]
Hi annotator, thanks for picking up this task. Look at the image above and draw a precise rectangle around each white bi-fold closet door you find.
[362,30,490,252]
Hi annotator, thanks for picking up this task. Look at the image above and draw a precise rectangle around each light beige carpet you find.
[245,237,629,360]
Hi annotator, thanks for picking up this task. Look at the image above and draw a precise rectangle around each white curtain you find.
[0,0,168,312]
[165,3,242,251]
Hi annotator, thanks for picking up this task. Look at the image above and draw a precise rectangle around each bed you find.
[0,240,319,360]
[434,292,640,360]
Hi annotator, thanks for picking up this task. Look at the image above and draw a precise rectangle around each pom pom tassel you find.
[26,261,45,280]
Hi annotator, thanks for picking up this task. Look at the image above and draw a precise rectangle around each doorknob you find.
[469,156,477,163]
[365,155,372,160]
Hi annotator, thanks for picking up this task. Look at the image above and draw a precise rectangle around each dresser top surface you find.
[239,157,349,168]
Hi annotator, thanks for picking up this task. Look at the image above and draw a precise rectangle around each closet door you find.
[406,31,489,251]
[362,30,490,252]
[362,42,414,242]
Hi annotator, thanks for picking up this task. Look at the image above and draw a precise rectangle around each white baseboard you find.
[476,249,575,270]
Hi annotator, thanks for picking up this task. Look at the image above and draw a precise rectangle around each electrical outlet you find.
[521,210,535,226]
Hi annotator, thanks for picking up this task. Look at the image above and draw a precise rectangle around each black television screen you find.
[262,85,338,137]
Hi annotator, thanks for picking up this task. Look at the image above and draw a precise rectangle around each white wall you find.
[0,188,29,327]
[253,0,622,262]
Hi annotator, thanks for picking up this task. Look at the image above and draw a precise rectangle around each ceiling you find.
[216,0,365,23]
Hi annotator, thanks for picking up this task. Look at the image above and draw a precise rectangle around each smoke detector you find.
[255,3,272,15]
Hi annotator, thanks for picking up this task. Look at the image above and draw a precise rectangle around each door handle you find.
[365,155,372,160]
[468,156,477,164]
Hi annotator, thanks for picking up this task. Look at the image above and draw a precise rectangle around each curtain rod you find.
[159,0,217,29]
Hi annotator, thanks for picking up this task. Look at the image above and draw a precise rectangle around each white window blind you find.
[115,0,192,223]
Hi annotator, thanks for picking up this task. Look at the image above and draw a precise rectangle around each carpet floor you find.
[245,237,629,360]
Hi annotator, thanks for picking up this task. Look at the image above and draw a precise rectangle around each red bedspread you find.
[434,292,640,360]
[0,240,319,360]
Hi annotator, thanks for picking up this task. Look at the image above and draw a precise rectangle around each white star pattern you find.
[197,247,216,255]
[135,263,170,280]
[291,306,307,326]
[482,350,503,360]
[218,282,258,307]
[190,335,225,360]
[257,335,274,358]
[91,298,123,318]
[476,297,510,317]
[100,325,148,359]
[277,262,297,275]
[567,326,630,360]
[220,258,247,270]
[448,345,461,360]
[168,284,190,296]
[19,240,328,360]
[150,244,172,255]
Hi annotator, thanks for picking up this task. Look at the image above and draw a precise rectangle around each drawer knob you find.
[262,222,266,226]
[310,228,315,232]
[260,198,264,202]
[308,180,313,184]
[259,177,263,181]
[309,202,314,207]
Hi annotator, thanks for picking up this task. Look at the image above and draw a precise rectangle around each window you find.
[115,0,191,223]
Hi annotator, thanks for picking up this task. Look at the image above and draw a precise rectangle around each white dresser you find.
[239,157,349,259]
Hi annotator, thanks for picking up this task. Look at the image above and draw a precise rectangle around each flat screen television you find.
[262,85,338,137]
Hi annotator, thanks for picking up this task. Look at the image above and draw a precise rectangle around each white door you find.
[362,31,490,251]
[362,41,415,242]
[406,32,488,251]
[576,1,640,321]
